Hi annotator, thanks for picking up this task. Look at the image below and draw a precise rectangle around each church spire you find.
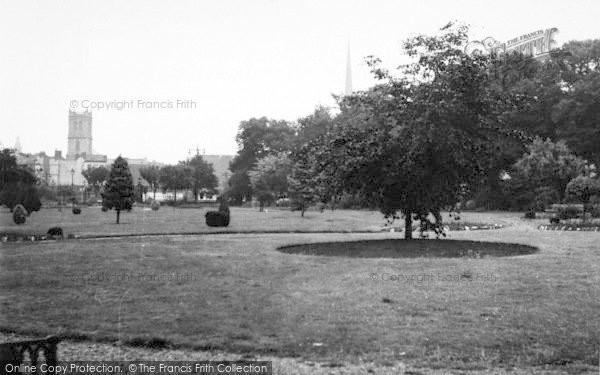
[345,42,353,96]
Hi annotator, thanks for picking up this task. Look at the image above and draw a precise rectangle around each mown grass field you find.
[0,206,392,236]
[1,209,598,373]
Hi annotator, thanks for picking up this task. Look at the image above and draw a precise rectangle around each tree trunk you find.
[404,212,412,240]
[174,190,177,202]
[153,189,156,200]
[301,206,305,217]
[116,209,120,224]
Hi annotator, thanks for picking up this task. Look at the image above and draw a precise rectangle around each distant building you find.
[67,110,93,159]
[11,109,233,192]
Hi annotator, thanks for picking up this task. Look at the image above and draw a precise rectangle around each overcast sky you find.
[1,0,599,164]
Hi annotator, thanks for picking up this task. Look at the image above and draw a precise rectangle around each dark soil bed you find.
[278,239,538,258]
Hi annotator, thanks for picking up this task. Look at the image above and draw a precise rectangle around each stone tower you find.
[67,110,93,159]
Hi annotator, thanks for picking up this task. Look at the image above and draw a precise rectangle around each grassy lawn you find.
[1,211,598,372]
[0,206,393,237]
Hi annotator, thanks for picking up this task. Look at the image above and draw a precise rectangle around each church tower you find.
[67,110,93,159]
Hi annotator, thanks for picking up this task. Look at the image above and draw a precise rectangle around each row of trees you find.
[226,23,600,237]
[83,155,218,202]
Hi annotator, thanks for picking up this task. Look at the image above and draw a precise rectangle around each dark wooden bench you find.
[0,336,59,375]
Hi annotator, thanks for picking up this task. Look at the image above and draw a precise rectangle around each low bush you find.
[151,200,160,211]
[12,204,27,225]
[205,211,229,227]
[47,227,63,238]
[524,210,536,219]
[590,205,600,218]
[549,217,560,224]
[72,206,81,215]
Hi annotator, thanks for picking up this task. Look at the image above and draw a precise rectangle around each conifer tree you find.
[102,156,134,224]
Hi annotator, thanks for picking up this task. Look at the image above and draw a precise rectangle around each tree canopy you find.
[300,23,529,238]
[248,152,292,211]
[0,148,41,214]
[228,117,296,203]
[182,155,218,200]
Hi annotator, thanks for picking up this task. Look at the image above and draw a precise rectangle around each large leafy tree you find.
[159,164,193,202]
[228,117,296,203]
[0,148,41,214]
[182,155,218,200]
[554,72,600,166]
[102,156,134,224]
[82,165,109,197]
[294,106,335,150]
[248,152,292,211]
[289,135,344,215]
[508,137,589,208]
[310,23,527,239]
[139,165,160,200]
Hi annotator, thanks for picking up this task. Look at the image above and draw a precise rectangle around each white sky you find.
[1,0,599,164]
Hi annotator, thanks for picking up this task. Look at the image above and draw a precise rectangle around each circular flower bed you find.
[278,239,537,258]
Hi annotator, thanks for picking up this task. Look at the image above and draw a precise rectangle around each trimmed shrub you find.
[549,217,560,224]
[47,227,64,239]
[72,206,81,215]
[205,211,229,227]
[12,204,27,225]
[101,206,108,212]
[557,205,582,220]
[151,200,160,211]
[591,205,600,218]
[23,190,42,214]
[524,210,536,219]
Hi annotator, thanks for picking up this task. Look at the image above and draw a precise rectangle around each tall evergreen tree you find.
[102,156,134,224]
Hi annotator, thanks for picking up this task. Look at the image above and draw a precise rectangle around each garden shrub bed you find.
[539,224,600,231]
[0,232,75,242]
[440,222,504,231]
[278,239,537,258]
[398,222,505,233]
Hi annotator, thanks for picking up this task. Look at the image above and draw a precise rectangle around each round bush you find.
[101,206,108,212]
[72,206,81,215]
[524,210,536,219]
[206,211,229,227]
[12,204,27,225]
[151,200,160,211]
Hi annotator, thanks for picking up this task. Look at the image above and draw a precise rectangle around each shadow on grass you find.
[278,239,538,258]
